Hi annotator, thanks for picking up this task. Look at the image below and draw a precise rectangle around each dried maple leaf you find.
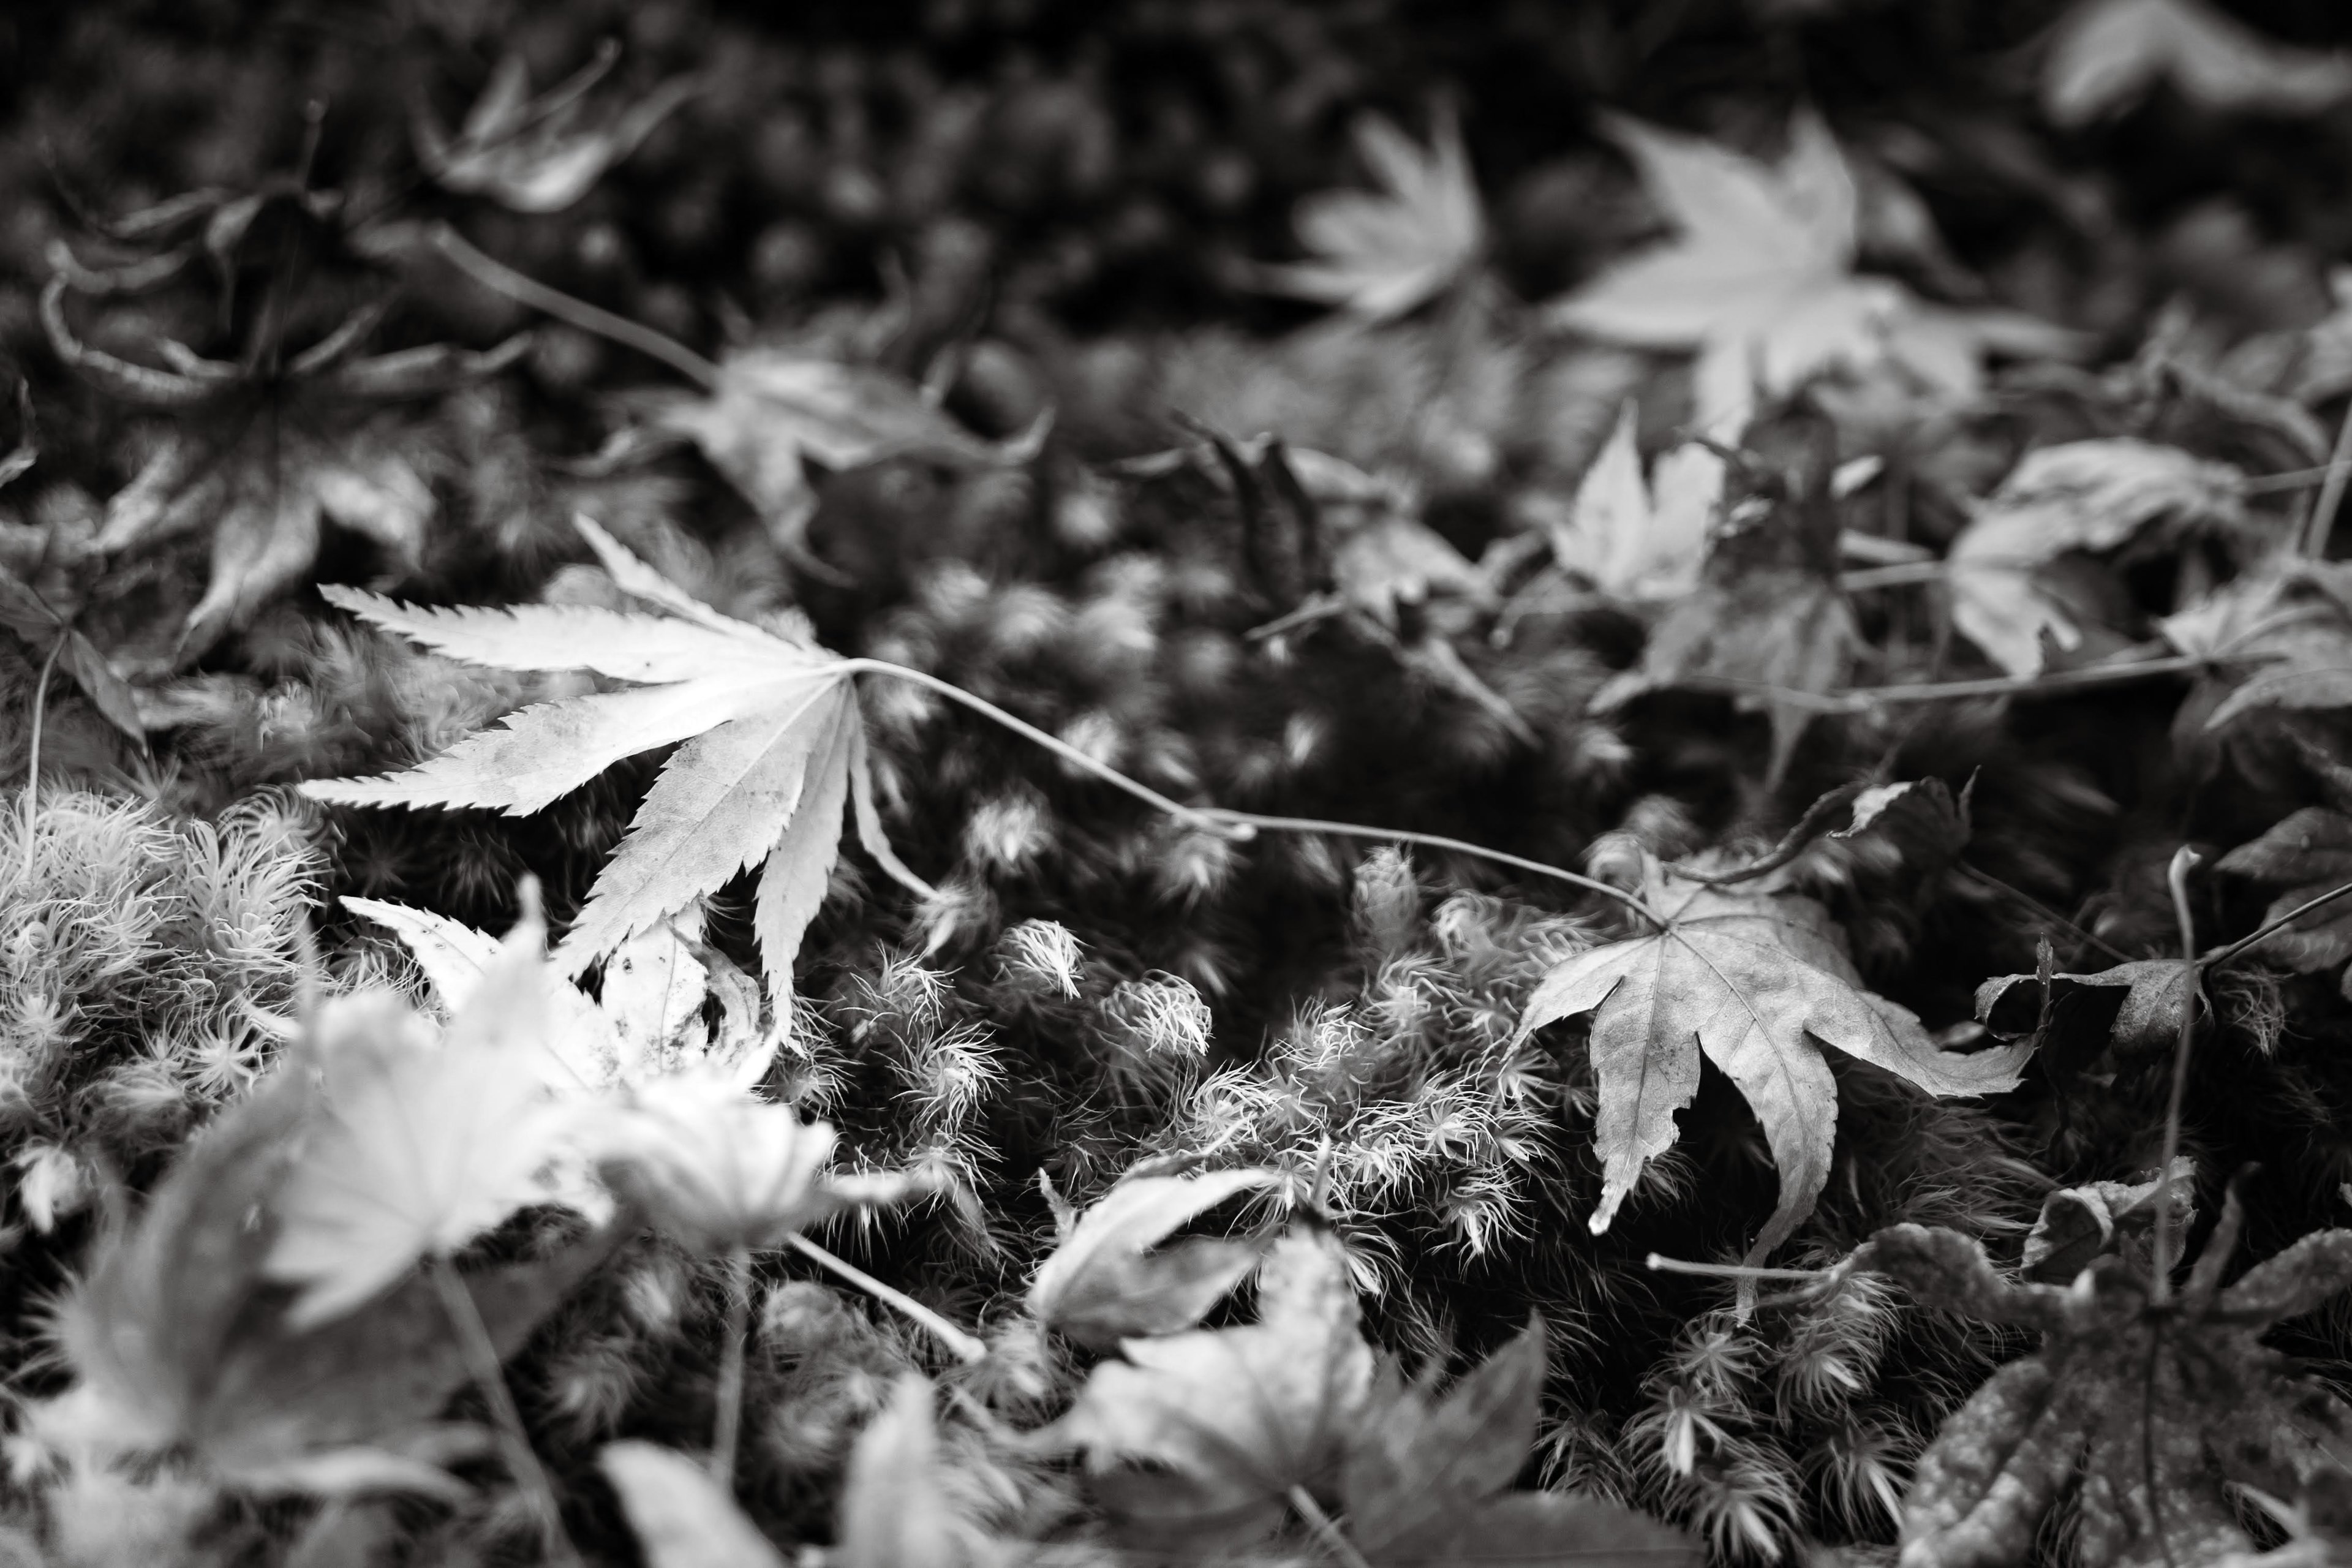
[1975,957,2196,1071]
[2162,558,2352,731]
[1341,1319,1700,1567]
[2020,1158,2195,1284]
[1594,406,1857,783]
[1028,1168,1276,1351]
[1047,1227,1376,1551]
[602,1442,785,1568]
[1948,439,2254,678]
[0,559,141,739]
[300,516,932,996]
[1857,1194,2352,1568]
[1545,401,1720,603]
[262,910,584,1329]
[837,1374,973,1568]
[645,350,1036,545]
[345,896,774,1090]
[2217,802,2352,982]
[595,1071,927,1253]
[2043,0,2352,126]
[1546,111,2056,440]
[1249,103,1484,322]
[412,44,700,214]
[38,1049,610,1498]
[1512,849,2030,1282]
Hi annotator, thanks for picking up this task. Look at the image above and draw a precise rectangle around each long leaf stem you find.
[1676,655,2209,715]
[1200,808,1669,929]
[709,1243,753,1491]
[426,1255,581,1568]
[431,224,722,388]
[1955,862,2134,965]
[783,1231,988,1365]
[20,635,61,880]
[2201,875,2352,971]
[2303,394,2352,557]
[2152,847,2201,1308]
[1287,1484,1375,1568]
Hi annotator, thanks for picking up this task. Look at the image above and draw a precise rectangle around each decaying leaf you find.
[1547,111,2057,440]
[2020,1158,2195,1283]
[1948,439,2253,677]
[2217,802,2352,980]
[262,908,584,1328]
[413,45,701,214]
[1975,957,2197,1069]
[2043,0,2352,127]
[1047,1227,1375,1551]
[1028,1168,1276,1351]
[345,896,774,1091]
[596,1071,929,1253]
[1512,850,2030,1281]
[301,516,933,997]
[1342,1319,1700,1567]
[0,559,141,739]
[839,1374,970,1568]
[2162,558,2352,731]
[1250,103,1483,322]
[646,351,1034,543]
[1545,401,1719,602]
[1858,1193,2352,1568]
[603,1442,786,1568]
[38,1049,609,1498]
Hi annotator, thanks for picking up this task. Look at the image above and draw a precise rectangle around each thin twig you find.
[1645,1253,1828,1283]
[427,1256,581,1568]
[2152,846,2201,1308]
[2245,456,2352,494]
[709,1243,752,1491]
[1198,808,1670,929]
[784,1231,988,1365]
[1676,655,2208,715]
[1287,1485,1376,1568]
[2202,876,2352,971]
[431,224,722,388]
[21,635,61,880]
[1671,782,1865,887]
[1954,862,2134,965]
[846,661,1245,842]
[2304,395,2352,557]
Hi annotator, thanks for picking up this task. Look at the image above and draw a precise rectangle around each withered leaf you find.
[1028,1168,1277,1351]
[1975,958,2197,1068]
[413,47,700,215]
[1860,1196,2352,1568]
[2217,805,2352,978]
[2020,1158,2196,1284]
[2044,0,2352,126]
[1515,854,2029,1286]
[2162,559,2352,733]
[838,1374,971,1568]
[603,1442,785,1568]
[1047,1227,1375,1551]
[301,516,933,997]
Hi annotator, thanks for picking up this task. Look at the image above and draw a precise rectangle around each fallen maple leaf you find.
[1948,439,2255,677]
[1512,850,2030,1283]
[838,1374,973,1568]
[595,1071,927,1253]
[1028,1168,1276,1350]
[1048,1227,1376,1551]
[2043,0,2352,127]
[44,257,527,664]
[0,559,141,739]
[644,351,1038,545]
[1249,102,1483,322]
[1341,1318,1700,1567]
[262,911,582,1329]
[2217,802,2352,981]
[1975,957,2196,1071]
[1858,1193,2352,1568]
[602,1442,785,1568]
[1545,401,1719,603]
[413,44,700,214]
[40,1054,609,1498]
[2162,558,2352,731]
[345,896,775,1090]
[2020,1158,2195,1284]
[1547,111,2056,439]
[300,515,933,997]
